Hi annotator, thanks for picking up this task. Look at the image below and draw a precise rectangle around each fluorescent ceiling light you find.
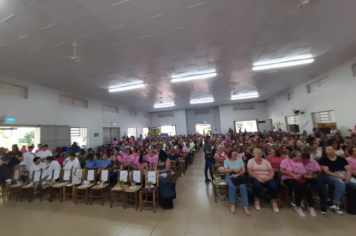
[109,83,145,92]
[190,99,214,104]
[154,103,175,108]
[252,59,314,71]
[231,94,259,100]
[171,73,217,83]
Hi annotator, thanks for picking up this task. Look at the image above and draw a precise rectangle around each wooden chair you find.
[20,170,43,203]
[212,164,228,203]
[110,170,130,208]
[40,169,59,201]
[279,168,291,208]
[140,170,159,213]
[46,169,63,202]
[170,160,178,183]
[75,169,97,205]
[9,169,28,201]
[90,169,110,206]
[51,169,72,203]
[124,170,142,211]
[63,169,82,202]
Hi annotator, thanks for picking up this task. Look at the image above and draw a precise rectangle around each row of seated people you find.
[203,132,356,217]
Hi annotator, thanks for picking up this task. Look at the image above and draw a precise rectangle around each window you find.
[287,116,298,125]
[0,82,28,99]
[128,128,137,138]
[161,126,176,136]
[288,92,294,101]
[70,127,88,147]
[103,104,118,113]
[60,95,88,108]
[158,111,174,118]
[312,110,336,123]
[143,127,149,136]
[307,78,328,94]
[128,110,137,116]
[234,120,258,132]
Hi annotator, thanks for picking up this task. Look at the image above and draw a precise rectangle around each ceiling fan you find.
[298,0,310,9]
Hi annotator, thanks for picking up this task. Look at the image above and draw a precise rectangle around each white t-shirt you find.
[29,162,47,179]
[45,161,61,178]
[330,129,339,135]
[21,152,36,171]
[64,159,81,170]
[63,157,79,166]
[37,150,53,160]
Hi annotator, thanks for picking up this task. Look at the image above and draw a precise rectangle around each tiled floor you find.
[1,150,355,236]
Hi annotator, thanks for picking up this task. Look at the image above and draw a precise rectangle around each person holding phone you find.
[301,153,336,215]
[280,151,316,217]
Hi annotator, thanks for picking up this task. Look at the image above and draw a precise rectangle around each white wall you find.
[0,76,150,148]
[186,107,221,134]
[267,56,356,135]
[150,110,188,135]
[219,103,272,133]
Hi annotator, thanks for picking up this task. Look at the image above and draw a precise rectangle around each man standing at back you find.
[37,144,53,163]
[203,136,214,183]
[21,145,36,171]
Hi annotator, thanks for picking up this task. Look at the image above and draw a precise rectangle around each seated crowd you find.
[0,135,201,205]
[204,127,356,217]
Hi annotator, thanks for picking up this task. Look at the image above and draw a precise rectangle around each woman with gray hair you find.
[214,145,226,165]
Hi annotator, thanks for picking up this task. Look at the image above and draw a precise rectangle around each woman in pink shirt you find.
[146,150,158,167]
[121,148,135,170]
[346,147,356,177]
[20,145,27,154]
[214,145,227,165]
[247,149,279,212]
[266,149,285,174]
[280,151,316,217]
[35,144,42,153]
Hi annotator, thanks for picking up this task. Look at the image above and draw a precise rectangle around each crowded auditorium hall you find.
[1,0,356,235]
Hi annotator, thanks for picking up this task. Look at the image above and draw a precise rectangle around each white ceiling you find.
[1,0,356,111]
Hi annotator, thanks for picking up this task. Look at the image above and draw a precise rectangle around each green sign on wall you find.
[94,133,99,137]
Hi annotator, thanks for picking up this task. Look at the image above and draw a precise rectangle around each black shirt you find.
[319,156,349,173]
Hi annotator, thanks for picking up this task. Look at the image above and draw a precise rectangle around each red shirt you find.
[266,155,285,169]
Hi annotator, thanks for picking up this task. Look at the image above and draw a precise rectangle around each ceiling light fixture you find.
[190,99,214,104]
[154,103,175,108]
[171,73,217,83]
[252,59,314,71]
[231,93,259,100]
[109,83,145,92]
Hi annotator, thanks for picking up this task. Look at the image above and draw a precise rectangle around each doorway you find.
[196,124,211,135]
[0,127,38,150]
[103,127,120,145]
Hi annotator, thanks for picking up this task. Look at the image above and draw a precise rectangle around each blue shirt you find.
[86,159,99,168]
[224,158,244,176]
[168,153,179,161]
[99,159,111,169]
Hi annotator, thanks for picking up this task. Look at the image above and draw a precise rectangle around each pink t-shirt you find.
[266,155,285,169]
[280,159,307,181]
[112,141,118,147]
[146,155,158,164]
[346,157,356,170]
[303,159,321,173]
[182,146,188,153]
[122,153,134,164]
[247,159,272,179]
[134,156,145,169]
